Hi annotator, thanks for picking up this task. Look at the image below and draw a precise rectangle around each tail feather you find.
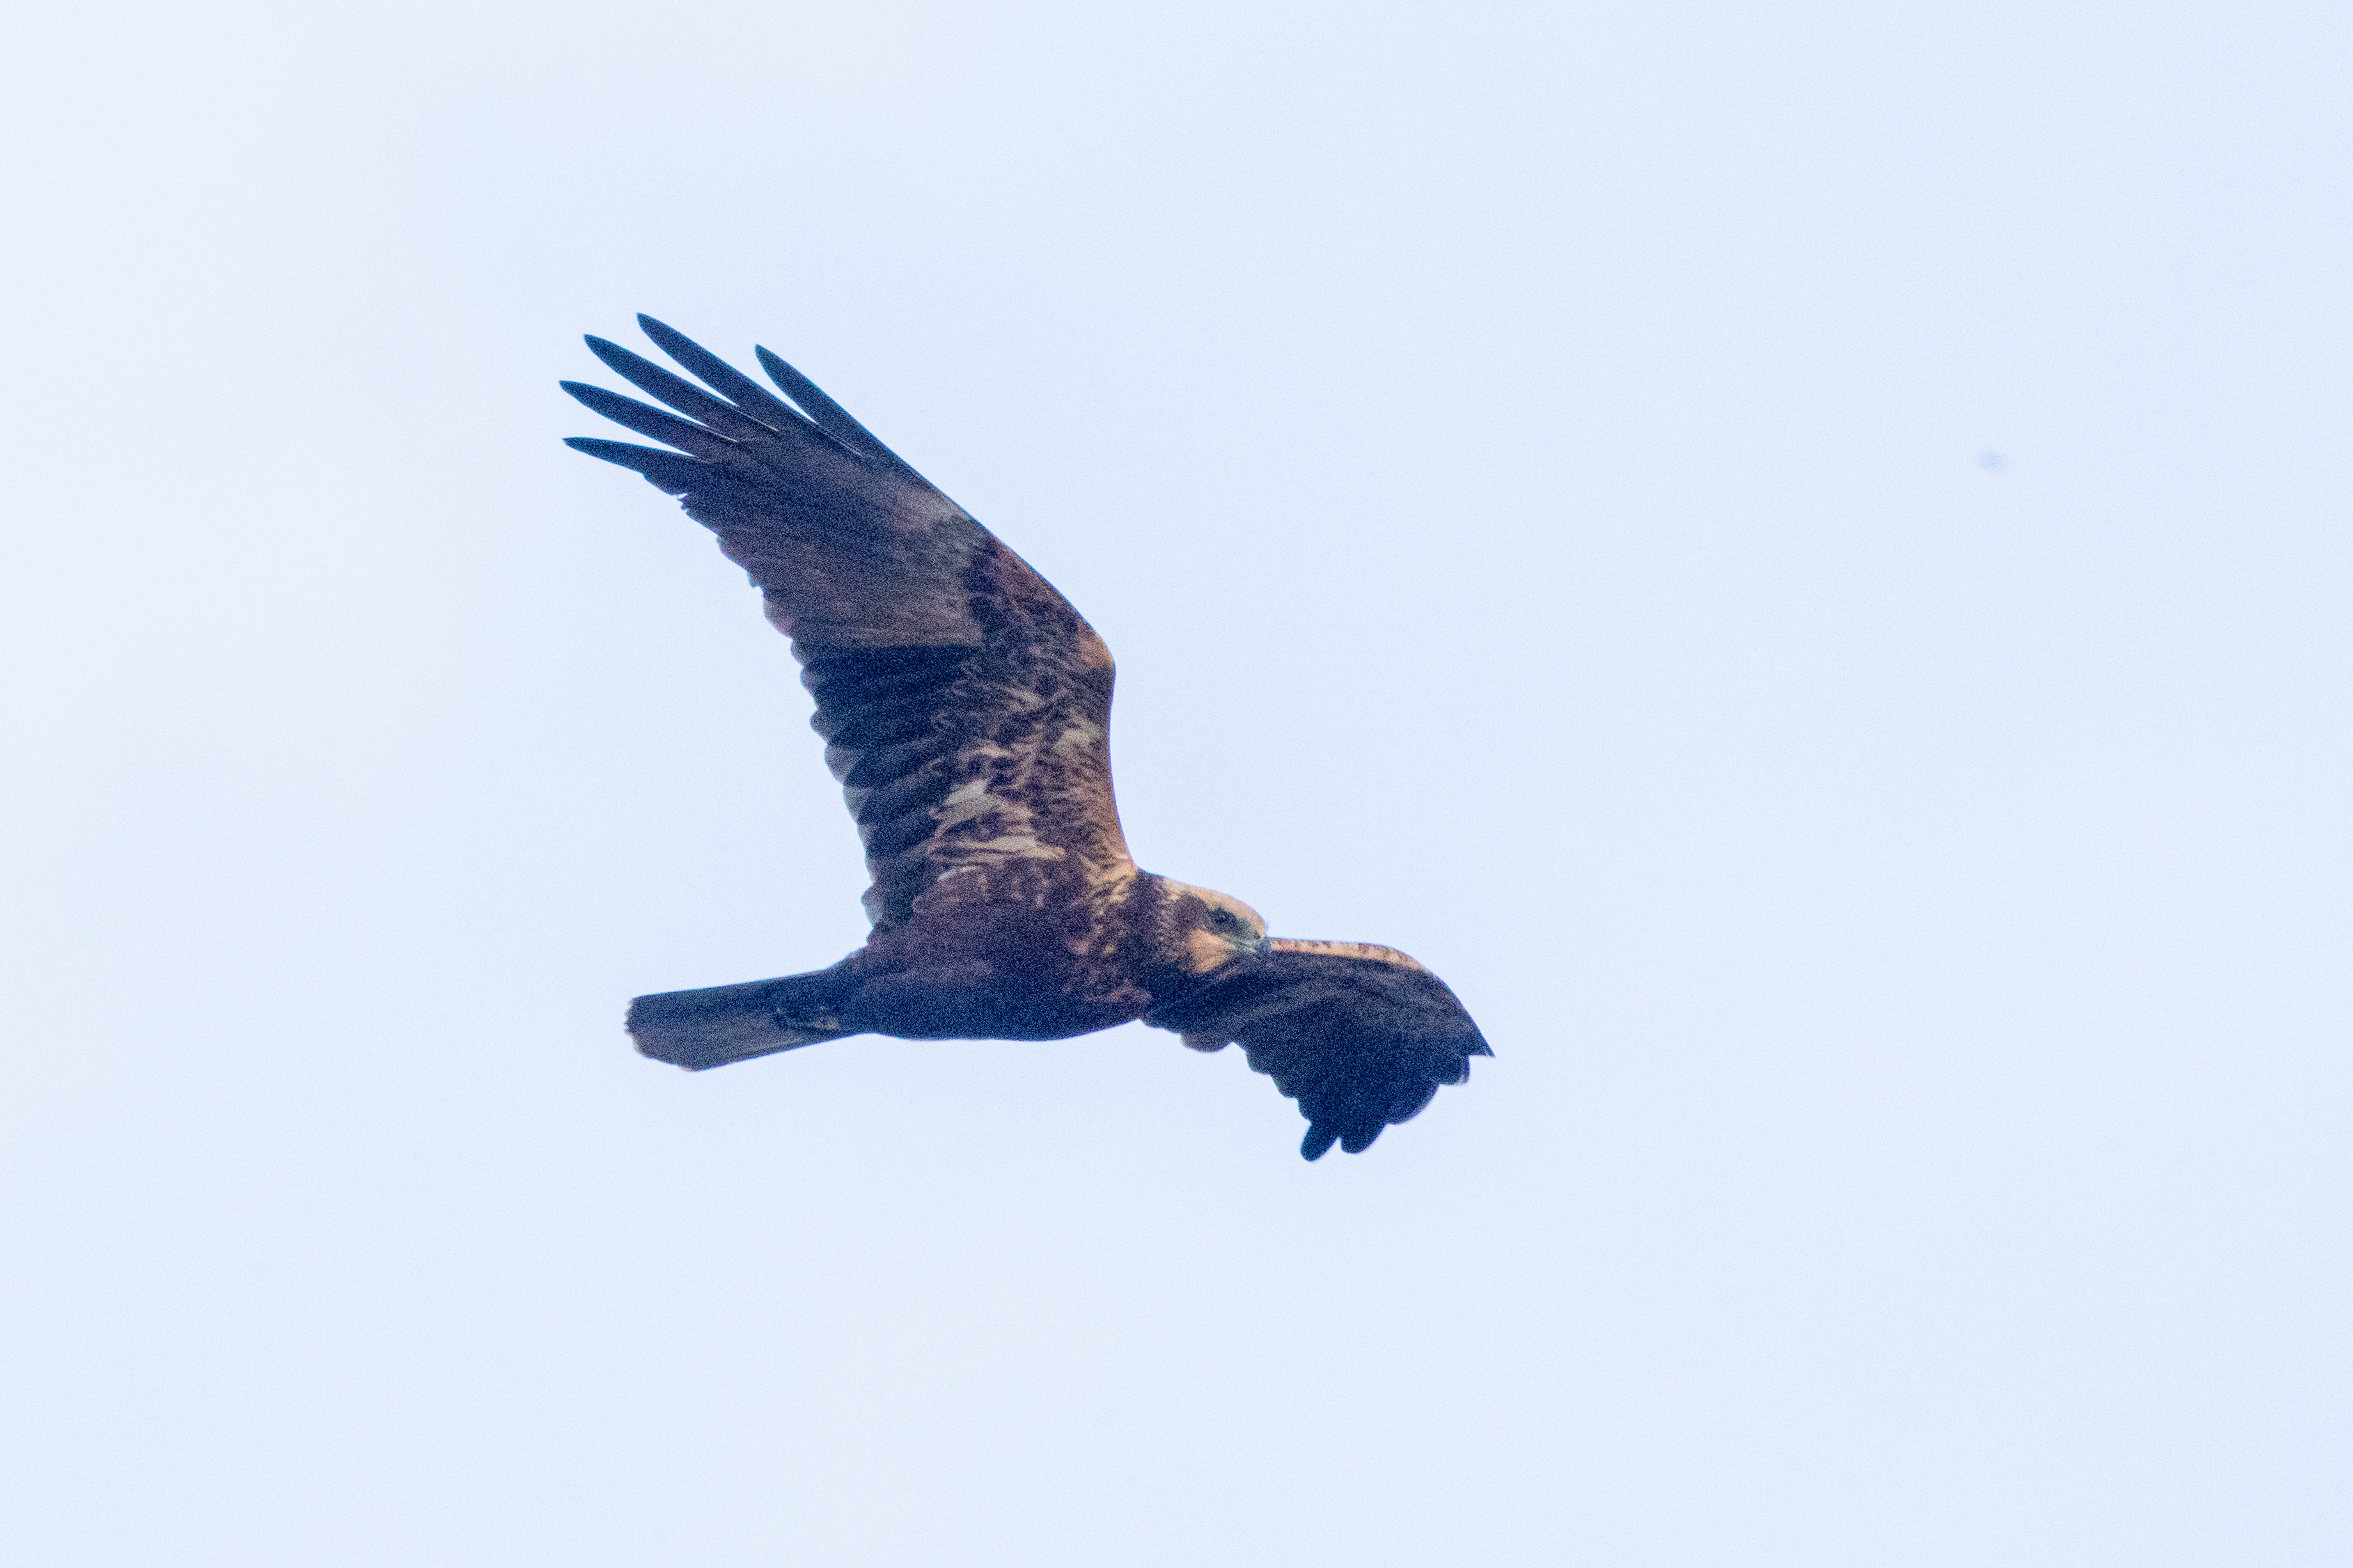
[627,971,857,1070]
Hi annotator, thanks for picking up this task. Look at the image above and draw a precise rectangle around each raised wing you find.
[1146,939,1491,1159]
[563,318,1134,927]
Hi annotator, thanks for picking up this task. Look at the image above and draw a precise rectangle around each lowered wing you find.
[563,318,1134,927]
[1146,939,1491,1159]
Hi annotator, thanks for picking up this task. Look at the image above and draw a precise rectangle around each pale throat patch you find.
[1182,927,1246,975]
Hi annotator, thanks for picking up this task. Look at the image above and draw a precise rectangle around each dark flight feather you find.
[559,381,744,463]
[584,336,781,444]
[563,437,711,493]
[754,345,932,485]
[636,314,830,443]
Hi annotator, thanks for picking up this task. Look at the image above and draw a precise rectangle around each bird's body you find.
[565,317,1490,1159]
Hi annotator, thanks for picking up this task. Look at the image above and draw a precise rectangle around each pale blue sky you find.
[3,3,2347,1563]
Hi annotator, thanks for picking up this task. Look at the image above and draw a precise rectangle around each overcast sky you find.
[3,3,2347,1563]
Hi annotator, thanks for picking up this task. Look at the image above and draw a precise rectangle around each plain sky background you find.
[3,2,2347,1563]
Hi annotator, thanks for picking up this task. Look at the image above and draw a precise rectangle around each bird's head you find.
[1159,880,1270,975]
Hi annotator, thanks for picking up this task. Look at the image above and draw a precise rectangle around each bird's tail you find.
[626,966,857,1070]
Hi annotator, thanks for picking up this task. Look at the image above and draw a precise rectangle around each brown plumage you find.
[564,317,1489,1159]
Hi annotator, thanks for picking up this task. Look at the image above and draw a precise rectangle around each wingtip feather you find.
[630,315,838,444]
[561,435,710,492]
[583,336,640,377]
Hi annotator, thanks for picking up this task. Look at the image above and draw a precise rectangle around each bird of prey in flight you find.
[563,318,1490,1159]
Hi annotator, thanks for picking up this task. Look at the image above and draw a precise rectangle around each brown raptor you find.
[563,317,1490,1159]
